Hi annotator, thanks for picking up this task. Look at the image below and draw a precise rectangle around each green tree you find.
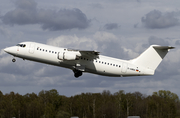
[152,90,179,118]
[114,90,125,118]
[56,110,71,118]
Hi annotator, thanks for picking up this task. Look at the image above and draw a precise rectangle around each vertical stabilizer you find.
[131,45,174,71]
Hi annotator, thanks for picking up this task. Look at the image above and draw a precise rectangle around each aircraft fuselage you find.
[4,42,172,77]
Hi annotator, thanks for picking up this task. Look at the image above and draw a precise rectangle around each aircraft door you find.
[29,43,35,54]
[121,63,127,73]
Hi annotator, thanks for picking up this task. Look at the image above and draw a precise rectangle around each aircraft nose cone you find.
[4,47,9,53]
[3,46,17,55]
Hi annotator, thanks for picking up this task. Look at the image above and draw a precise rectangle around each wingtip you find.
[169,46,175,49]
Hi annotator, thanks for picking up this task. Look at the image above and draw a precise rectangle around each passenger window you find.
[43,49,44,51]
[52,51,54,53]
[49,51,51,53]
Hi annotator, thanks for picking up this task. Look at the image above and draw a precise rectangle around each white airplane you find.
[4,42,174,78]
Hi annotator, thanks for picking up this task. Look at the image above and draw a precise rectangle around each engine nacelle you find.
[58,52,77,60]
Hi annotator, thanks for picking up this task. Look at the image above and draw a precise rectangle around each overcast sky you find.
[0,0,180,97]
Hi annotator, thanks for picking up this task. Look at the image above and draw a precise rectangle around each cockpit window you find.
[16,44,26,48]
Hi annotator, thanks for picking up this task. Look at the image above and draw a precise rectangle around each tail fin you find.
[131,45,174,70]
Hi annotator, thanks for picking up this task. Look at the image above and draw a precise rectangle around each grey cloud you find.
[2,0,37,25]
[89,3,103,9]
[148,36,169,45]
[175,40,180,45]
[134,23,139,28]
[1,0,180,98]
[2,8,37,25]
[14,0,37,10]
[39,9,90,31]
[0,26,11,38]
[141,10,179,29]
[1,0,90,31]
[104,23,119,30]
[34,65,70,78]
[0,56,39,76]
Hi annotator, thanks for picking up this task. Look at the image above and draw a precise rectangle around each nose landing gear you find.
[12,58,16,62]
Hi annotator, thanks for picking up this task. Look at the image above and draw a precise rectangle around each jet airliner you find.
[4,42,174,77]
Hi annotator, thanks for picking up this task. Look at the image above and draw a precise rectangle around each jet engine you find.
[58,52,77,60]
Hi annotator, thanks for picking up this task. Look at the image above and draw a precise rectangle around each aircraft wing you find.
[67,48,100,59]
[79,50,100,59]
[79,50,99,55]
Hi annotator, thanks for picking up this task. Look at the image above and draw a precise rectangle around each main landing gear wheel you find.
[12,58,16,62]
[73,70,83,78]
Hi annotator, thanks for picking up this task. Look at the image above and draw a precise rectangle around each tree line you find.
[0,89,179,118]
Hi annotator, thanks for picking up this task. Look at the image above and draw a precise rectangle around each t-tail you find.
[131,45,175,75]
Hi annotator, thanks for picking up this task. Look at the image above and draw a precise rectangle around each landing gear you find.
[12,58,16,62]
[73,69,83,78]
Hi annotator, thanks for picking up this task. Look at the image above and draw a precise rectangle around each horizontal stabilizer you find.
[153,45,175,50]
